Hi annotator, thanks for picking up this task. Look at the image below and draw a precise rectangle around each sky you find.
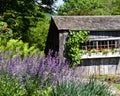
[37,0,64,6]
[55,0,64,7]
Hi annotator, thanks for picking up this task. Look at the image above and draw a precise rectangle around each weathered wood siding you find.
[80,57,120,75]
[59,31,68,58]
[45,18,59,55]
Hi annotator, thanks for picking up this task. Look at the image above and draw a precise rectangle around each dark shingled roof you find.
[52,16,120,31]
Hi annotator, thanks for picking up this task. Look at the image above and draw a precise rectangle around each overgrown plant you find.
[66,30,89,66]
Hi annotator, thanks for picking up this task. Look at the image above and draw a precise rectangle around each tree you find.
[35,0,58,13]
[29,18,50,51]
[58,0,120,15]
[0,0,51,51]
[0,0,18,15]
[0,0,58,14]
[2,0,43,40]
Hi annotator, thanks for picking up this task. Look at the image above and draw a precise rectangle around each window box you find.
[81,49,120,59]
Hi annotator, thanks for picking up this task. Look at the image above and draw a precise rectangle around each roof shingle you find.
[52,16,120,31]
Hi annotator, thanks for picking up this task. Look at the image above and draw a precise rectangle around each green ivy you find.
[66,30,89,67]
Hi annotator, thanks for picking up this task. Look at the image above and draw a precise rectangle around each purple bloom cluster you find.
[0,50,85,87]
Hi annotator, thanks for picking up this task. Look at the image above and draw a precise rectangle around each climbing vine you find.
[66,30,89,67]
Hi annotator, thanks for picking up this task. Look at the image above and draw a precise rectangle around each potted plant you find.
[102,49,110,55]
[111,48,120,55]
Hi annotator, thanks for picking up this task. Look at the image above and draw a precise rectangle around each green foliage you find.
[0,0,58,14]
[0,74,26,96]
[90,48,99,53]
[3,7,45,41]
[0,0,56,52]
[0,0,49,52]
[41,0,57,6]
[22,75,44,96]
[0,72,51,96]
[111,0,120,15]
[58,0,120,15]
[50,79,112,96]
[0,39,39,58]
[41,87,52,96]
[40,0,58,12]
[112,84,120,90]
[29,18,50,51]
[102,49,110,55]
[0,21,13,46]
[66,30,89,66]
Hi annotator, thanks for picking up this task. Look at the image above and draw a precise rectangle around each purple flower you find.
[0,50,86,88]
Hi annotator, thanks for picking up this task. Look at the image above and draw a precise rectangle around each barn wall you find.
[45,18,59,55]
[80,57,120,75]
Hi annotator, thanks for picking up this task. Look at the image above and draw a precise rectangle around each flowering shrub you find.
[0,50,84,95]
[0,50,112,96]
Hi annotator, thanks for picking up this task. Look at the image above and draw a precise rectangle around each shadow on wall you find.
[80,58,120,66]
[78,57,120,75]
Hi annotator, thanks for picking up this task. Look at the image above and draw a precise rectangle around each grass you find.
[112,84,120,90]
[93,75,120,91]
[93,75,119,79]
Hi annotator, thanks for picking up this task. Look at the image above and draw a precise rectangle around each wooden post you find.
[59,31,68,59]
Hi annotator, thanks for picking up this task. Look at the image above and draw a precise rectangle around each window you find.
[98,41,107,49]
[81,31,120,51]
[89,31,120,39]
[81,40,119,51]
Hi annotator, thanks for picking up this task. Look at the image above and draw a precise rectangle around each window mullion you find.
[107,40,109,49]
[96,41,98,49]
[115,40,117,48]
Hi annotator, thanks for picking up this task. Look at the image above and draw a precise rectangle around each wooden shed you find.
[45,16,120,75]
[45,16,120,56]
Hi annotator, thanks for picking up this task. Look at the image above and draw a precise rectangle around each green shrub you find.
[0,21,13,46]
[0,39,39,57]
[29,18,50,51]
[41,87,52,96]
[0,74,26,96]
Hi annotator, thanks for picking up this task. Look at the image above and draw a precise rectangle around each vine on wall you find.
[66,30,89,67]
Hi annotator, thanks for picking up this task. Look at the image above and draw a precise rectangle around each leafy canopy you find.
[0,0,51,51]
[58,0,120,15]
